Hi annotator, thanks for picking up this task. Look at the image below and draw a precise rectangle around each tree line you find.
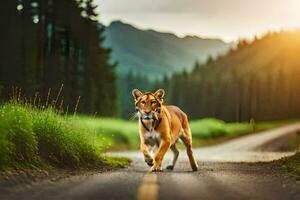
[165,31,300,122]
[0,0,117,115]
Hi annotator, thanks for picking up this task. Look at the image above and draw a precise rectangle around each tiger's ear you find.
[154,89,165,100]
[132,89,143,100]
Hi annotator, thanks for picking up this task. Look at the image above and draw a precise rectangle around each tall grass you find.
[32,108,104,167]
[0,87,131,170]
[0,104,39,169]
[0,102,128,170]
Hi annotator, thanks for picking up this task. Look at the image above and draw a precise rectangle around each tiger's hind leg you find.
[181,116,198,171]
[166,143,179,170]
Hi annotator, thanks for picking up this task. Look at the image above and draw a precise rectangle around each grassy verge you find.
[71,116,299,151]
[278,152,300,179]
[190,118,299,146]
[72,116,140,150]
[0,103,130,171]
[0,101,297,171]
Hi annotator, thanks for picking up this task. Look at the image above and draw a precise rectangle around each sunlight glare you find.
[16,4,23,11]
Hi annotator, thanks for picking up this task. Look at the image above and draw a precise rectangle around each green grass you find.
[0,103,39,169]
[190,118,299,146]
[70,117,299,151]
[0,101,297,171]
[0,103,130,170]
[71,116,140,150]
[190,118,248,139]
[102,156,132,168]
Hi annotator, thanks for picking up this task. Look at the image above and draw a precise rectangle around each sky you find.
[95,0,300,42]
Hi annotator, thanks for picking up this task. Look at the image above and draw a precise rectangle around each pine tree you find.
[0,0,118,116]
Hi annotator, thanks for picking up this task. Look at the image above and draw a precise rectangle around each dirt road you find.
[1,123,300,200]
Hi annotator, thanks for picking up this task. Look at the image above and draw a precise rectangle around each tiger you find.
[132,88,198,172]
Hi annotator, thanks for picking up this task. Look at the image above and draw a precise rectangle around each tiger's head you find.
[132,89,165,121]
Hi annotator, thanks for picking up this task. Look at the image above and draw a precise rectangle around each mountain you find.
[103,20,232,79]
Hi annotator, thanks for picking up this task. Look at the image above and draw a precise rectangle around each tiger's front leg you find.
[140,142,153,166]
[151,139,171,172]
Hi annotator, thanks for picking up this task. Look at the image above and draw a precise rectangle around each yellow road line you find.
[137,172,159,200]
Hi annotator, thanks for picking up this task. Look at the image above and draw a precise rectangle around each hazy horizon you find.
[96,0,300,42]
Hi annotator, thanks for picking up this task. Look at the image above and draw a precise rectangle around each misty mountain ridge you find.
[103,20,232,79]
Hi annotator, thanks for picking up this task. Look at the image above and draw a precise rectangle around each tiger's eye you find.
[151,100,157,104]
[141,100,146,104]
